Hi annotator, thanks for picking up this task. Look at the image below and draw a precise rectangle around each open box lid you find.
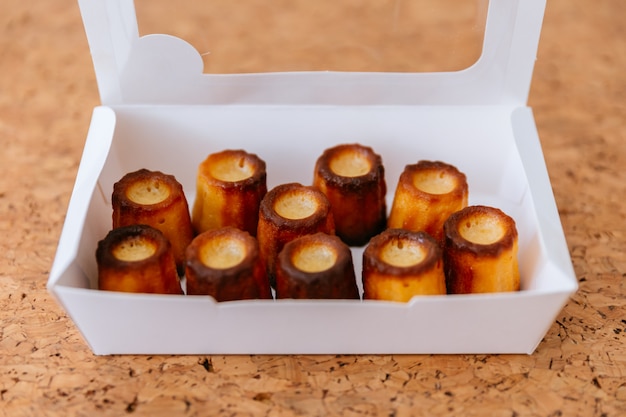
[78,0,546,106]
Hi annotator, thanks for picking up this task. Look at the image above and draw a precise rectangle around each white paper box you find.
[48,0,577,355]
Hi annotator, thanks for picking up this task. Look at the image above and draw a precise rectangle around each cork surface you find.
[1,1,625,416]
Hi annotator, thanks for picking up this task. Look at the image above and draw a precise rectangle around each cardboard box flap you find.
[78,0,546,106]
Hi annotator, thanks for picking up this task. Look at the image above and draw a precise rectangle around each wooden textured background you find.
[1,1,625,416]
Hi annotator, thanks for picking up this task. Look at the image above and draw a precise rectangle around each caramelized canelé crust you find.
[185,227,271,301]
[96,224,182,294]
[313,143,387,246]
[388,160,468,243]
[112,169,194,273]
[362,228,446,301]
[443,205,520,294]
[275,232,360,299]
[257,183,335,285]
[192,149,267,236]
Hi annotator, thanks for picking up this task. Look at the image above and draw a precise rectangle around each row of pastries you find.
[96,144,520,302]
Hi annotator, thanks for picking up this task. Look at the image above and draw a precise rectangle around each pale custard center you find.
[412,170,457,195]
[126,179,171,205]
[113,237,157,261]
[458,215,506,245]
[329,152,372,177]
[199,236,246,269]
[209,157,254,182]
[380,239,427,267]
[293,243,337,273]
[274,192,319,220]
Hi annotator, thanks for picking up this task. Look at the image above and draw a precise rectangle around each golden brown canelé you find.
[184,227,272,301]
[362,228,446,301]
[313,143,387,246]
[443,205,520,294]
[192,149,267,236]
[257,183,335,286]
[388,160,468,243]
[275,232,360,299]
[96,224,182,294]
[112,169,194,274]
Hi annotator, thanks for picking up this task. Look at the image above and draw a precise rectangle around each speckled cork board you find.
[1,1,625,416]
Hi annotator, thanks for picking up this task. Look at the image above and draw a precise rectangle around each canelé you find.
[192,149,267,236]
[257,183,335,285]
[362,228,446,301]
[388,160,468,243]
[443,205,520,294]
[275,232,359,299]
[96,224,182,295]
[313,143,387,246]
[112,169,194,273]
[185,227,271,301]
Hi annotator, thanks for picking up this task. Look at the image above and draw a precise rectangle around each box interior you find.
[60,103,573,297]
